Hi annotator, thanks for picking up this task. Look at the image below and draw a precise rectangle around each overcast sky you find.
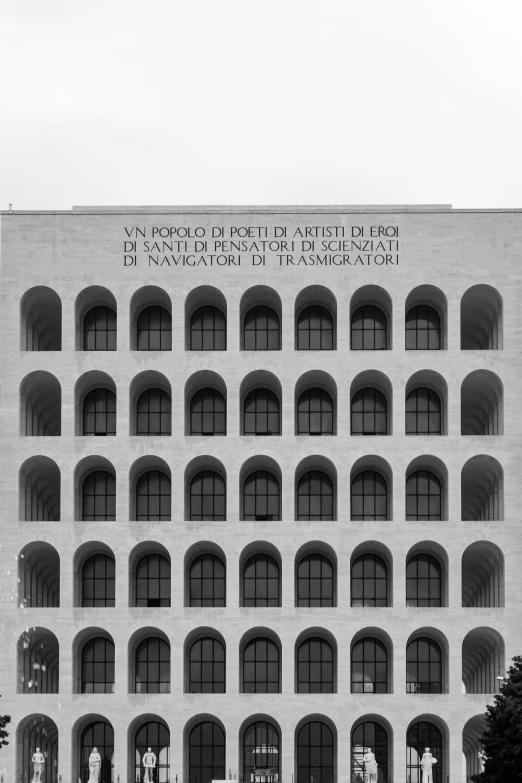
[1,0,521,209]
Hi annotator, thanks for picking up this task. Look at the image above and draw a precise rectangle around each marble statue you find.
[420,747,437,783]
[88,748,102,783]
[362,747,378,783]
[31,748,44,783]
[143,747,157,783]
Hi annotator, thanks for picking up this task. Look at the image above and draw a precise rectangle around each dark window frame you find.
[242,553,280,607]
[296,637,334,693]
[190,305,227,351]
[82,470,116,521]
[135,470,171,521]
[80,637,115,693]
[297,388,334,435]
[351,637,388,693]
[243,388,281,435]
[296,305,335,350]
[189,553,226,607]
[83,305,117,351]
[406,637,443,694]
[351,553,388,607]
[351,470,388,521]
[406,554,443,607]
[296,721,334,783]
[136,305,172,351]
[296,553,334,607]
[190,388,226,435]
[136,388,172,436]
[135,636,170,693]
[188,637,226,693]
[189,721,225,783]
[406,470,442,521]
[242,637,280,693]
[405,304,442,350]
[351,387,388,435]
[82,388,116,436]
[135,553,171,607]
[296,470,334,521]
[405,388,442,435]
[351,305,388,350]
[243,470,281,521]
[189,470,226,521]
[81,553,115,607]
[243,305,281,351]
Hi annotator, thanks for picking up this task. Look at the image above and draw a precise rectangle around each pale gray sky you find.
[1,0,521,209]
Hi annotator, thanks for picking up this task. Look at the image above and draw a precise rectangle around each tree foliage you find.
[0,693,10,749]
[472,655,522,783]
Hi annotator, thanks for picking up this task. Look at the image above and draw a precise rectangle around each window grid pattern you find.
[244,305,281,350]
[136,306,172,351]
[135,553,171,607]
[81,554,115,607]
[189,722,225,783]
[243,554,280,607]
[351,470,388,521]
[351,388,387,435]
[136,389,172,435]
[81,638,115,693]
[296,305,334,350]
[189,637,226,693]
[80,721,114,783]
[406,554,442,607]
[135,637,170,693]
[189,553,226,607]
[406,638,443,694]
[190,305,226,350]
[296,638,334,693]
[83,388,116,436]
[351,637,388,693]
[243,470,280,520]
[406,470,442,521]
[243,637,280,693]
[351,554,388,607]
[243,389,280,435]
[190,389,226,435]
[405,304,441,350]
[82,470,116,521]
[296,554,334,607]
[189,471,226,521]
[297,388,334,435]
[243,721,280,783]
[83,306,117,351]
[297,722,334,783]
[351,305,387,350]
[406,388,442,435]
[352,721,389,783]
[135,721,170,783]
[297,470,334,521]
[136,470,171,521]
[406,721,442,783]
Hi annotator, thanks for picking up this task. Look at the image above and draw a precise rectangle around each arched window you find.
[351,638,388,693]
[190,305,226,350]
[406,388,442,435]
[81,637,115,692]
[406,722,442,783]
[296,554,334,607]
[82,470,116,521]
[80,721,113,783]
[21,456,61,521]
[406,638,442,693]
[135,637,170,692]
[351,470,388,521]
[189,721,225,783]
[189,553,226,607]
[405,305,441,350]
[351,554,388,607]
[297,388,334,435]
[189,471,226,521]
[242,638,280,692]
[136,470,171,521]
[351,388,387,435]
[243,470,280,521]
[190,389,226,435]
[83,306,117,351]
[188,637,226,692]
[135,721,170,783]
[82,389,116,436]
[244,389,280,435]
[406,470,442,521]
[243,721,280,783]
[243,554,280,607]
[244,305,280,350]
[351,721,388,783]
[296,721,334,783]
[297,470,334,521]
[136,388,172,435]
[136,305,172,350]
[135,553,171,607]
[406,554,442,607]
[296,638,334,692]
[82,554,115,607]
[296,305,334,349]
[351,305,387,350]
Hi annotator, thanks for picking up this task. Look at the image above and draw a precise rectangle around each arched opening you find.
[351,716,392,783]
[295,285,337,350]
[462,627,505,694]
[185,285,227,351]
[185,628,226,693]
[405,456,448,522]
[405,285,447,350]
[74,542,115,607]
[19,456,60,521]
[351,628,393,694]
[406,541,448,607]
[75,371,117,436]
[130,371,172,436]
[74,629,115,693]
[185,456,227,521]
[461,284,502,349]
[350,456,392,521]
[240,542,282,607]
[129,628,171,693]
[75,456,116,521]
[20,372,61,435]
[406,716,447,783]
[241,716,281,783]
[130,285,172,350]
[461,370,503,435]
[17,628,59,693]
[240,627,281,693]
[350,541,393,607]
[405,371,447,436]
[76,716,114,783]
[131,715,170,783]
[21,286,62,350]
[350,371,392,436]
[185,542,226,607]
[240,285,282,350]
[295,629,337,693]
[186,371,227,436]
[461,455,503,521]
[186,716,225,783]
[406,629,448,693]
[295,371,336,436]
[295,455,337,521]
[76,285,117,351]
[295,541,337,607]
[17,714,58,783]
[463,715,487,783]
[240,456,282,521]
[350,285,392,350]
[462,540,504,607]
[130,456,171,521]
[241,371,282,436]
[295,716,336,783]
[130,542,171,607]
[18,542,60,608]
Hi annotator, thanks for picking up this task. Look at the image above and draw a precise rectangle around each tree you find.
[0,693,10,749]
[472,655,522,783]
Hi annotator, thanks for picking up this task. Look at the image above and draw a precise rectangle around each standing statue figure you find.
[420,747,437,783]
[32,747,45,783]
[142,747,157,783]
[362,747,378,783]
[88,747,102,783]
